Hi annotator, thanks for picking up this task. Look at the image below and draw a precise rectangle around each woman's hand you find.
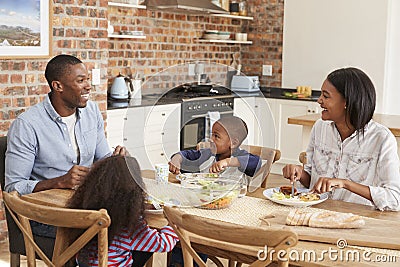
[282,164,303,183]
[311,177,345,193]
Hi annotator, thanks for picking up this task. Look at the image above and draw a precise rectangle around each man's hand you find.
[169,154,182,174]
[113,145,129,156]
[60,165,90,189]
[33,165,90,192]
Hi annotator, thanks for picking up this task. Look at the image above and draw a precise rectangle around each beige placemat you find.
[181,195,323,227]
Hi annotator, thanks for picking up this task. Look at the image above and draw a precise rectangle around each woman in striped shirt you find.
[67,155,178,266]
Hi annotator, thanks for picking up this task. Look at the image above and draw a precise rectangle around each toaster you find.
[231,75,260,92]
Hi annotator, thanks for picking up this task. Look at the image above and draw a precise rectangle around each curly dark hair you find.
[45,54,83,91]
[67,155,146,243]
[327,67,376,136]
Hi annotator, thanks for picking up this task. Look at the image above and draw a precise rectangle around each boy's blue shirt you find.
[178,148,261,177]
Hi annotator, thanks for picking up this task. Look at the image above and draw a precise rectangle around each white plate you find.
[263,187,329,207]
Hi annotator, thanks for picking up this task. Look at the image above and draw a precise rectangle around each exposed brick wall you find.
[242,0,284,87]
[107,7,244,91]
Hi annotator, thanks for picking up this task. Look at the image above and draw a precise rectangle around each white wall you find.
[282,0,390,113]
[382,0,400,115]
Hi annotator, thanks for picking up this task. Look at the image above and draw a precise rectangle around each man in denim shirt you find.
[5,54,127,195]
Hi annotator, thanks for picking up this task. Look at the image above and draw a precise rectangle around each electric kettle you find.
[110,73,134,100]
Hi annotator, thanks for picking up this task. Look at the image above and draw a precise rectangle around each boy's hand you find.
[169,154,182,174]
[209,158,230,173]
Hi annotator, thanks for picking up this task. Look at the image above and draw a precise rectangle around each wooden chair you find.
[3,191,111,267]
[196,142,281,189]
[299,151,307,166]
[0,135,57,267]
[163,206,298,267]
[240,145,281,189]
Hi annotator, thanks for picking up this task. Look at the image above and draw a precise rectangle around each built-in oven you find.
[180,97,234,150]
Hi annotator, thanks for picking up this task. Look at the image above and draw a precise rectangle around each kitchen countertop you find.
[288,113,400,137]
[107,87,320,110]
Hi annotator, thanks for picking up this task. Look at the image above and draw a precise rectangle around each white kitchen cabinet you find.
[106,108,128,148]
[107,103,181,170]
[273,99,321,165]
[234,97,257,145]
[233,97,276,148]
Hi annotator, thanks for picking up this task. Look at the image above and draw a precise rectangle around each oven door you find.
[180,110,233,150]
[180,117,206,150]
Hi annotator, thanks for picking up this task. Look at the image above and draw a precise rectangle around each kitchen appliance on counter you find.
[109,73,134,100]
[231,75,260,93]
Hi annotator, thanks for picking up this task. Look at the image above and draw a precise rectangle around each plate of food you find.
[263,186,329,207]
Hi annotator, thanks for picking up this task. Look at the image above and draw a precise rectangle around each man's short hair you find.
[45,54,82,91]
[216,116,248,145]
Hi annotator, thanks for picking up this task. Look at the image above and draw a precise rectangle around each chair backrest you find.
[240,144,281,188]
[164,206,298,267]
[299,151,307,166]
[0,135,7,190]
[196,142,281,189]
[3,191,111,267]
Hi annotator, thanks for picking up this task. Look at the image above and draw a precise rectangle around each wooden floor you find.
[0,174,288,267]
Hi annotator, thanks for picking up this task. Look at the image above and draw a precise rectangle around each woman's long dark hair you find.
[327,67,376,136]
[67,156,146,243]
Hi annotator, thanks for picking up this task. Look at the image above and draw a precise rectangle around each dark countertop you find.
[107,87,320,110]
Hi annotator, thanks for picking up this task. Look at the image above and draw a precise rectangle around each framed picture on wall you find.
[0,0,52,59]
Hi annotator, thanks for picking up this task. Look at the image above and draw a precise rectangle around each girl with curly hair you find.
[67,155,178,266]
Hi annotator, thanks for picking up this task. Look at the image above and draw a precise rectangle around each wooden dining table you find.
[20,173,400,267]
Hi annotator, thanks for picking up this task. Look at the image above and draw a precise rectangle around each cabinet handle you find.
[161,132,164,135]
[123,138,127,141]
[161,113,166,116]
[308,109,311,112]
[312,110,315,113]
[160,153,164,156]
[123,117,127,120]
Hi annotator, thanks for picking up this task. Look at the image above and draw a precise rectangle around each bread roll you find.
[286,209,365,229]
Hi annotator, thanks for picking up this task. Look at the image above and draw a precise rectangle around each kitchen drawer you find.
[144,125,180,146]
[146,142,179,165]
[144,104,180,128]
[132,142,179,170]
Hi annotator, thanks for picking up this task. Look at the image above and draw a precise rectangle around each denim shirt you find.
[5,94,112,195]
[304,119,400,211]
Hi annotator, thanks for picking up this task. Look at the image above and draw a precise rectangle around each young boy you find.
[169,116,261,177]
